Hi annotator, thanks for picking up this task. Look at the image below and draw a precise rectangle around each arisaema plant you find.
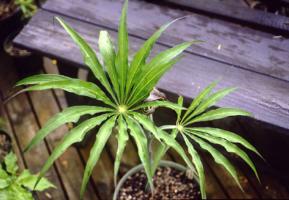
[152,81,262,199]
[14,0,261,199]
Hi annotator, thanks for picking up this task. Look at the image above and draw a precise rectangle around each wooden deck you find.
[14,0,289,131]
[1,53,289,199]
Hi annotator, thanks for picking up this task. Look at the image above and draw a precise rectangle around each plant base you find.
[114,161,200,200]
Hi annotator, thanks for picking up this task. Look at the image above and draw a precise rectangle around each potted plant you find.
[0,117,12,162]
[13,0,261,199]
[0,0,37,46]
[0,152,55,200]
[2,0,40,77]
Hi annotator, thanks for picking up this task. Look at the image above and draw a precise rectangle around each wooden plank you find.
[14,11,289,130]
[0,97,26,172]
[155,0,289,33]
[4,93,68,199]
[0,53,67,199]
[28,89,98,200]
[41,0,289,83]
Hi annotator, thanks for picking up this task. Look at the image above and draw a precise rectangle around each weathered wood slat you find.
[4,93,68,199]
[28,89,98,200]
[0,54,68,199]
[14,11,289,130]
[155,0,289,33]
[0,97,26,171]
[42,0,289,82]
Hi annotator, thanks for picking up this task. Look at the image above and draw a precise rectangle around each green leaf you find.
[4,152,18,175]
[126,117,153,191]
[16,74,71,86]
[189,108,252,123]
[188,127,262,158]
[182,81,217,123]
[23,79,114,107]
[56,17,116,102]
[189,131,259,181]
[25,106,112,152]
[131,100,185,112]
[128,56,181,106]
[0,184,34,200]
[17,170,56,191]
[0,168,10,189]
[176,96,184,122]
[131,112,160,141]
[116,0,129,102]
[80,116,116,199]
[99,31,120,100]
[151,128,179,174]
[114,116,129,186]
[158,129,194,171]
[36,114,111,187]
[129,41,196,105]
[184,87,236,124]
[182,134,206,199]
[126,17,185,96]
[187,134,242,190]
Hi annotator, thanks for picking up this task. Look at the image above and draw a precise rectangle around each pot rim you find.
[113,160,199,200]
[3,29,32,57]
[0,3,20,23]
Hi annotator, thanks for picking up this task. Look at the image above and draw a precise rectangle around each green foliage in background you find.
[0,152,55,200]
[15,0,261,198]
[14,0,37,18]
[0,118,5,132]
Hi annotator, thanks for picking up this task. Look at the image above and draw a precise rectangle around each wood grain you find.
[14,11,289,130]
[156,0,289,33]
[5,93,68,200]
[28,89,98,200]
[42,0,289,82]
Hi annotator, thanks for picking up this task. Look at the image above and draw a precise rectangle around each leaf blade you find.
[126,17,185,96]
[189,131,259,181]
[116,0,129,103]
[99,31,120,101]
[126,117,153,190]
[36,114,111,188]
[114,116,129,185]
[23,79,114,107]
[182,134,206,199]
[25,106,112,152]
[184,87,236,124]
[80,116,116,198]
[131,100,185,112]
[187,133,243,190]
[56,17,116,102]
[189,107,252,123]
[182,81,217,122]
[188,127,262,158]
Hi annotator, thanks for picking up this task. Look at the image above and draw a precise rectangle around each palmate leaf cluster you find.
[0,152,55,200]
[15,0,261,199]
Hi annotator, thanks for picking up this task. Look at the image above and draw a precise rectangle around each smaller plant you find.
[0,152,55,200]
[14,0,37,18]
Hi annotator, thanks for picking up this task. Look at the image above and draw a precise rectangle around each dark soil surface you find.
[0,1,16,20]
[118,166,201,200]
[0,131,12,162]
